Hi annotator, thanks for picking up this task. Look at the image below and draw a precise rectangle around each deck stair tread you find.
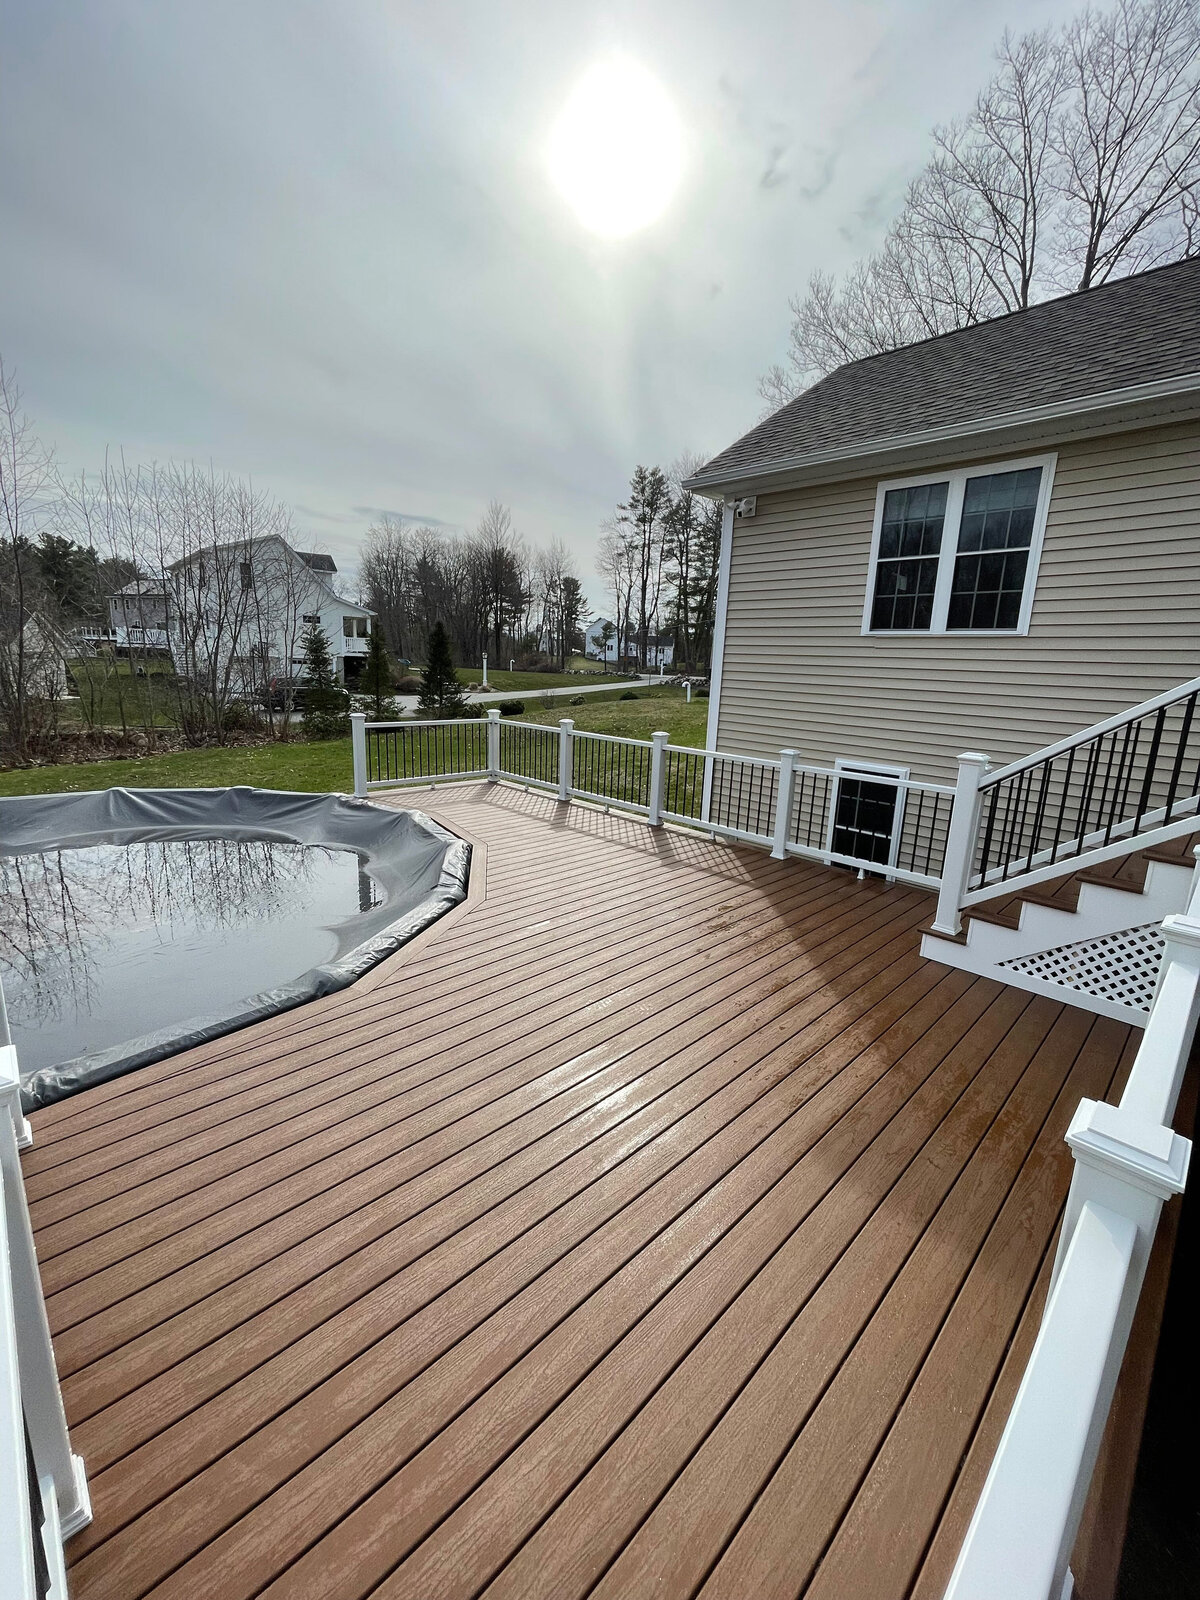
[923,832,1199,949]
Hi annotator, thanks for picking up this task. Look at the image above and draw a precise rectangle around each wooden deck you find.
[22,781,1138,1600]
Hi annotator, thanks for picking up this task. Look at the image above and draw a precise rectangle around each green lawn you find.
[0,688,710,798]
[64,660,182,729]
[520,687,709,745]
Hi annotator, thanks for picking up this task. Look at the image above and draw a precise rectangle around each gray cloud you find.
[1,0,1083,608]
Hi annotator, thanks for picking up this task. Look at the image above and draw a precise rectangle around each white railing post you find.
[0,1180,36,1598]
[771,750,797,861]
[350,712,368,797]
[558,719,574,802]
[945,903,1198,1600]
[648,731,669,827]
[486,707,501,780]
[0,1054,92,1550]
[931,751,991,936]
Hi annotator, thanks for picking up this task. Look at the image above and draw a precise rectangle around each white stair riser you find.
[921,857,1194,1023]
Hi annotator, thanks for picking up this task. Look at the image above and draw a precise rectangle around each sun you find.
[546,59,684,239]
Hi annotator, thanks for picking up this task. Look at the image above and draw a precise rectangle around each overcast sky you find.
[2,0,1082,604]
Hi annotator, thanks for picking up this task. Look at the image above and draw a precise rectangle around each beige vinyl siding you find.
[714,419,1200,783]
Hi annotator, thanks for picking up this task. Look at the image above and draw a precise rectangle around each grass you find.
[520,687,709,745]
[0,687,710,798]
[63,660,182,729]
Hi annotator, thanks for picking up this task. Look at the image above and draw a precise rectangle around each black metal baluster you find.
[1162,694,1196,823]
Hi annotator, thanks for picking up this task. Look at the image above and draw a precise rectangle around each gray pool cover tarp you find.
[0,786,470,1109]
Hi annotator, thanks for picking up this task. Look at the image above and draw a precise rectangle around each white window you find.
[862,454,1056,637]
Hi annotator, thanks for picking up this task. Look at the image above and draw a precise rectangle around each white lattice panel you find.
[998,923,1165,1014]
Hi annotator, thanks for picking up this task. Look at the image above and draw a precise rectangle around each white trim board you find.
[700,498,736,823]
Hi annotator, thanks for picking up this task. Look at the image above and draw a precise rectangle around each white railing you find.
[351,711,956,887]
[931,677,1200,932]
[0,985,91,1599]
[944,861,1200,1600]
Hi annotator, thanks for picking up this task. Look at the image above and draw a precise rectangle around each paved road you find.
[379,675,663,716]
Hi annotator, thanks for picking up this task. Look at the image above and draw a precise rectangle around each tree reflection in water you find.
[0,836,381,1072]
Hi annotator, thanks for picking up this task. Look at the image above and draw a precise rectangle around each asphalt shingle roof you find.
[692,258,1200,488]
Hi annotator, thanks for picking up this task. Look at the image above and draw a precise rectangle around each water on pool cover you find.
[1,835,382,1076]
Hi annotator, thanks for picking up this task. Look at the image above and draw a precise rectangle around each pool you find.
[0,787,469,1108]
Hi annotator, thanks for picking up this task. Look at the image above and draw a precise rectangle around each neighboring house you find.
[644,633,675,670]
[687,258,1200,793]
[584,617,673,667]
[2,613,71,698]
[166,538,374,687]
[107,578,171,654]
[584,617,623,661]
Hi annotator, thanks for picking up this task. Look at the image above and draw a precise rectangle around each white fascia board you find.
[683,371,1200,498]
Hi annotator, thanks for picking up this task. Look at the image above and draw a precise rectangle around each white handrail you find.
[944,869,1200,1600]
[0,1012,92,1600]
[980,674,1200,789]
[357,717,955,882]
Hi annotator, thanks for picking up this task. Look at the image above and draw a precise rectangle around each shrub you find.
[697,687,710,698]
[568,694,585,705]
[394,675,423,694]
[498,699,525,716]
[619,690,639,701]
[418,623,470,717]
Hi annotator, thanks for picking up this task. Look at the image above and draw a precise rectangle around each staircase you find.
[923,832,1198,1021]
[920,674,1200,1024]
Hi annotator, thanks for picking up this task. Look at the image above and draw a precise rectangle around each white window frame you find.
[825,757,909,880]
[860,452,1057,638]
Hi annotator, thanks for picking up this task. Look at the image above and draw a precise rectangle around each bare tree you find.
[597,520,638,665]
[1053,0,1200,286]
[764,0,1200,399]
[0,358,61,761]
[617,465,672,668]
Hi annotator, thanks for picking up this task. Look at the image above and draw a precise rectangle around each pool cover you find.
[0,786,470,1109]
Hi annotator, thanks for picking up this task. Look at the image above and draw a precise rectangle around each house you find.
[584,616,674,668]
[687,258,1200,802]
[107,578,171,654]
[584,616,624,661]
[166,537,375,687]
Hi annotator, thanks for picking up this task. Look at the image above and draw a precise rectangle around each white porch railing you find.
[0,985,92,1599]
[943,865,1199,1600]
[350,711,956,888]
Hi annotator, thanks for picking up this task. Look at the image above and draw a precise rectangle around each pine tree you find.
[418,621,470,717]
[359,623,394,718]
[299,618,347,739]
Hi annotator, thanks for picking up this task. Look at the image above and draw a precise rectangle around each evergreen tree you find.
[359,622,394,718]
[418,621,470,717]
[299,618,347,739]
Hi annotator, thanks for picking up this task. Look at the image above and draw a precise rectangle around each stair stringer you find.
[920,855,1195,1023]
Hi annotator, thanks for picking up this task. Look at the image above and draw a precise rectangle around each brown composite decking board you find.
[20,781,1138,1600]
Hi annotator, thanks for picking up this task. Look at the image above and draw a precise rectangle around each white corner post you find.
[700,497,736,825]
[931,751,991,936]
[558,718,574,803]
[772,750,797,860]
[486,707,501,781]
[945,910,1199,1600]
[685,682,692,703]
[0,1053,92,1554]
[648,731,669,827]
[481,652,489,690]
[350,712,368,797]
